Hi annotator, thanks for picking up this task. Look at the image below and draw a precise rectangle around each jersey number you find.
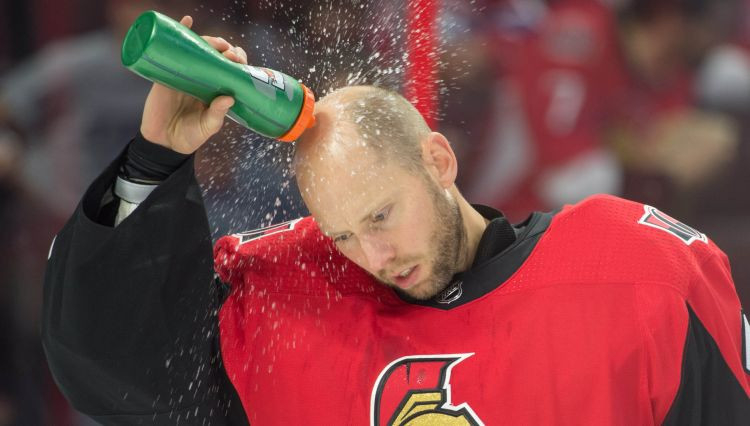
[638,205,707,245]
[233,218,301,245]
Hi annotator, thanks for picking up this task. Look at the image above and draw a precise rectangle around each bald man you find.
[43,18,749,425]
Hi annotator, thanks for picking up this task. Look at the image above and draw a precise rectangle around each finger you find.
[201,35,232,52]
[222,47,248,64]
[222,48,240,62]
[211,95,235,111]
[235,47,248,65]
[202,35,231,51]
[202,96,235,136]
[180,15,193,28]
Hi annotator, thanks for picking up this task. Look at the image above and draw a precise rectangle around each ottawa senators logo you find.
[370,353,484,426]
[638,205,707,246]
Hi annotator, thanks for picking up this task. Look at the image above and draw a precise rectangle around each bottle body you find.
[122,11,314,141]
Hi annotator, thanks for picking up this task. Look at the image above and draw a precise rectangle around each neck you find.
[452,187,489,272]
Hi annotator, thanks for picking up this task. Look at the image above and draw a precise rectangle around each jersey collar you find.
[395,206,554,310]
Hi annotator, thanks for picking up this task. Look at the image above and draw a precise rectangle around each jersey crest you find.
[637,205,707,245]
[436,281,463,305]
[370,354,483,426]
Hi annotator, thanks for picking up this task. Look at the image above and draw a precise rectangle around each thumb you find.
[202,96,235,137]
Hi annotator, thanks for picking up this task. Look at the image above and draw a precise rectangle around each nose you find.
[358,233,396,272]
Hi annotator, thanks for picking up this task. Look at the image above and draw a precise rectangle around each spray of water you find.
[154,0,482,420]
[192,0,479,240]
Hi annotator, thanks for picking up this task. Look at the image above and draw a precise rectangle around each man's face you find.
[297,141,465,300]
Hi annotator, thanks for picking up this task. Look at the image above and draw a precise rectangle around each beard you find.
[390,182,466,300]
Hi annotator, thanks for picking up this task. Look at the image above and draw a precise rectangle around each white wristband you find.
[114,177,158,204]
[113,177,158,225]
[115,199,140,226]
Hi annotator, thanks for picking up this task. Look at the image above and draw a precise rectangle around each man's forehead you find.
[313,184,400,234]
[296,127,389,181]
[301,160,404,233]
[301,156,397,206]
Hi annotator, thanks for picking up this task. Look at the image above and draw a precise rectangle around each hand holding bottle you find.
[139,15,248,154]
[125,11,315,153]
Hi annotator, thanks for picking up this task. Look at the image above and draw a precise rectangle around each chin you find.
[398,278,448,301]
[402,288,435,301]
[373,268,450,300]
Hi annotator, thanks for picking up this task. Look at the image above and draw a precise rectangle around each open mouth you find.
[393,265,420,289]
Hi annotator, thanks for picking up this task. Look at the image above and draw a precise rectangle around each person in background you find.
[0,1,190,424]
[453,0,743,222]
[0,0,168,216]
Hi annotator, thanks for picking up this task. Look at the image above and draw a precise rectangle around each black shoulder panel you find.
[41,152,248,424]
[662,305,750,425]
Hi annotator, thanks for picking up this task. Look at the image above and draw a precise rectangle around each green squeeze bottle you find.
[121,10,315,142]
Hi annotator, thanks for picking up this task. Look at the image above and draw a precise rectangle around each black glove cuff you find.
[120,132,191,182]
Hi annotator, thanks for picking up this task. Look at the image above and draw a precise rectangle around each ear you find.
[421,132,457,189]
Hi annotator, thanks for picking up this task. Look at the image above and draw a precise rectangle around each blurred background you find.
[1,0,749,424]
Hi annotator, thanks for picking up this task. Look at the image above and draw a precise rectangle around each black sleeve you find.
[120,132,191,183]
[662,305,750,425]
[41,148,248,425]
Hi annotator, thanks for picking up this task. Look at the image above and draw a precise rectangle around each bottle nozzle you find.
[278,84,316,142]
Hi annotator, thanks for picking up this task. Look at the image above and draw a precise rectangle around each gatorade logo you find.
[244,65,285,91]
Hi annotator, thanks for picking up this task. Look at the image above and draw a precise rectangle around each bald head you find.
[290,86,484,301]
[294,85,432,177]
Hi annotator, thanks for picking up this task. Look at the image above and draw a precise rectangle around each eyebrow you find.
[358,208,377,225]
[359,199,394,224]
[326,200,392,237]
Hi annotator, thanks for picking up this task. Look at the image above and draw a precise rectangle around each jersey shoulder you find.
[213,217,379,297]
[559,193,712,251]
[538,194,722,295]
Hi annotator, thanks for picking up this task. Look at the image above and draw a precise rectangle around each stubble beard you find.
[396,184,466,300]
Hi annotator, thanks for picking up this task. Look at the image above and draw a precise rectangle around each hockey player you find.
[42,16,749,425]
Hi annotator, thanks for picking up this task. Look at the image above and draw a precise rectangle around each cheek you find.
[395,201,435,254]
[337,242,381,276]
[335,243,365,268]
[346,249,370,271]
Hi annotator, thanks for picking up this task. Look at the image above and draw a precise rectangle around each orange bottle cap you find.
[278,84,316,142]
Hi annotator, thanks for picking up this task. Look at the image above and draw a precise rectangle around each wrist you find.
[139,125,172,150]
[120,132,191,182]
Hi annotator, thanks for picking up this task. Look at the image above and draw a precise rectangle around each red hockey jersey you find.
[214,194,750,424]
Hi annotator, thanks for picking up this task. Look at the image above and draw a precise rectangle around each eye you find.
[333,233,353,244]
[372,205,391,223]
